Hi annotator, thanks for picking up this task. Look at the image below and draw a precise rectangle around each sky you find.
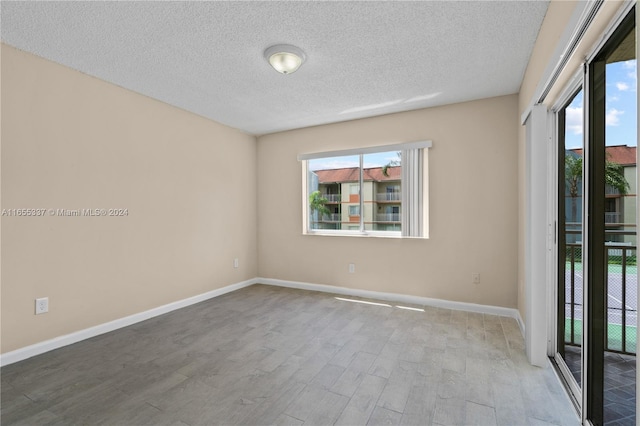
[565,59,637,150]
[309,151,401,171]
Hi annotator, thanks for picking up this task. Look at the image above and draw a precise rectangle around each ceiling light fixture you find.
[264,44,306,75]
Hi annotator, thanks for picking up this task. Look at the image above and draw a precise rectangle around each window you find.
[299,141,431,237]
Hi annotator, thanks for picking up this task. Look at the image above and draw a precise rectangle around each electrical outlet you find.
[35,297,49,315]
[348,263,355,273]
[472,273,481,284]
[233,258,239,268]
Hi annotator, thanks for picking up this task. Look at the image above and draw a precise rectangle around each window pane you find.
[308,155,359,230]
[603,40,636,426]
[557,88,584,395]
[364,151,402,232]
[302,143,425,237]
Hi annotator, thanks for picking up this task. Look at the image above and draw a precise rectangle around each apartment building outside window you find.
[299,141,430,238]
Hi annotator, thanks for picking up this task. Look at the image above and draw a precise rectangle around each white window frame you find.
[299,140,431,238]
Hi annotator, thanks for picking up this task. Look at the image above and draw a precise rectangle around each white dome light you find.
[264,44,306,75]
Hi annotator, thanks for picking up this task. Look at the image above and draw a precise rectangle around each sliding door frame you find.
[548,5,636,424]
[584,9,636,424]
[583,52,605,425]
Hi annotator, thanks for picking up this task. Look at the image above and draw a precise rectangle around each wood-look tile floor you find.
[1,284,580,425]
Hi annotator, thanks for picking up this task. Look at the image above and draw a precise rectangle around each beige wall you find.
[258,95,519,308]
[1,44,258,353]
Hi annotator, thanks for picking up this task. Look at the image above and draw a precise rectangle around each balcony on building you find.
[376,192,401,202]
[375,213,401,222]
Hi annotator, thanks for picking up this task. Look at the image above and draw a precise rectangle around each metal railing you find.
[605,241,636,354]
[321,213,341,222]
[376,193,401,202]
[376,213,401,222]
[605,212,621,223]
[322,194,341,203]
[605,185,621,195]
[565,227,637,355]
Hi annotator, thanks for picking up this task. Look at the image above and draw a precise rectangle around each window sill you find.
[304,231,426,239]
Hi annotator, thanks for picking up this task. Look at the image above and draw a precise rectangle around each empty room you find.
[1,1,638,425]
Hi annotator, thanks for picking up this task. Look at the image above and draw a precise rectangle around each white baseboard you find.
[257,277,523,326]
[0,278,258,367]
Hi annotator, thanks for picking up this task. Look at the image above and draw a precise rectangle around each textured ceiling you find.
[1,1,549,135]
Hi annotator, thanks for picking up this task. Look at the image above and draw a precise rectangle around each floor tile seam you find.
[145,400,166,412]
[285,411,306,423]
[21,392,41,404]
[374,400,404,416]
[315,388,350,422]
[142,401,163,413]
[359,348,387,358]
[327,387,353,401]
[368,371,391,380]
[463,398,497,411]
[372,379,414,414]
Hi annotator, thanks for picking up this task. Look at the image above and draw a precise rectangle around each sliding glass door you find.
[555,6,636,425]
